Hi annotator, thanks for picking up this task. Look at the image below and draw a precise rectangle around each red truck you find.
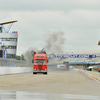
[32,54,48,74]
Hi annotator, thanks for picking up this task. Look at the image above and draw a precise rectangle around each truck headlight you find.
[34,69,36,70]
[44,69,47,70]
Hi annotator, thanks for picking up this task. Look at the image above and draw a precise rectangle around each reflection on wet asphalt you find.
[0,90,100,100]
[0,90,16,100]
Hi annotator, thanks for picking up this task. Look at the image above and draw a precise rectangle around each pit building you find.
[0,20,18,59]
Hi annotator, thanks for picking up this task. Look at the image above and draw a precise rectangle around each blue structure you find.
[3,49,5,58]
[0,20,17,33]
[69,62,100,65]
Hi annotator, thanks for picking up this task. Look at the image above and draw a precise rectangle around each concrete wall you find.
[0,67,32,75]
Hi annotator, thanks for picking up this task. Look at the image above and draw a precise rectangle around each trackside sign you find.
[47,54,96,58]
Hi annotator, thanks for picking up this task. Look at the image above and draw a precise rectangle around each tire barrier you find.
[0,67,32,75]
[80,69,100,83]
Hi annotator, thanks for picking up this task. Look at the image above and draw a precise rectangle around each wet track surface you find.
[0,65,100,100]
[0,90,100,100]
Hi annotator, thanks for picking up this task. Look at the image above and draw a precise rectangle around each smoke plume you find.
[24,31,66,66]
[45,31,66,53]
[24,47,38,67]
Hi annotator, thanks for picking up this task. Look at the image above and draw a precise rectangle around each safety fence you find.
[0,58,33,75]
[80,69,100,83]
[0,58,28,67]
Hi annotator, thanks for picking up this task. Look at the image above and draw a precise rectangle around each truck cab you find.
[32,54,48,74]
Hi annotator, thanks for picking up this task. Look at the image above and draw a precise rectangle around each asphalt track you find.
[0,65,100,100]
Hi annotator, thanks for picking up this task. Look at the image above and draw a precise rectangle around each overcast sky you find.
[0,0,100,55]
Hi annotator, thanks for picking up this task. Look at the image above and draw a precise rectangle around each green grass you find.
[92,70,99,72]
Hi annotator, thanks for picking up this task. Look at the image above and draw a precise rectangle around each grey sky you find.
[0,0,100,11]
[0,0,100,55]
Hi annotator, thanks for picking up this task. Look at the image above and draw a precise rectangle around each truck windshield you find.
[35,59,46,63]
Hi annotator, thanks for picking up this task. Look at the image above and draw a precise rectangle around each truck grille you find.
[38,65,42,70]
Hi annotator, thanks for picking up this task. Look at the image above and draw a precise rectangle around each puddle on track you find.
[0,90,100,100]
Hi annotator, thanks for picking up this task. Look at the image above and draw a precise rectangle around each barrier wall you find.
[81,70,100,82]
[0,67,32,75]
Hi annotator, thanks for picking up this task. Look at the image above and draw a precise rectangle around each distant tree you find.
[16,55,20,60]
[20,54,25,61]
[16,54,25,60]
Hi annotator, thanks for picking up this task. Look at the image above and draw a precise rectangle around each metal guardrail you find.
[0,58,28,67]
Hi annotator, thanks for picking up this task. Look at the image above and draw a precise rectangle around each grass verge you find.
[92,70,99,73]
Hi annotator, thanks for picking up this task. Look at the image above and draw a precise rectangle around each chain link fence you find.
[0,58,28,67]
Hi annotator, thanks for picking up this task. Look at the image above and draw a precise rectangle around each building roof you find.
[0,20,18,25]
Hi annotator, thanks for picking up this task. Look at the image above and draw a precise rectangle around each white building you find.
[0,20,18,59]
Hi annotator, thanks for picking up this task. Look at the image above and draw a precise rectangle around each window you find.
[2,38,6,41]
[37,56,44,58]
[7,38,10,41]
[1,46,16,49]
[0,27,2,33]
[14,39,17,41]
[35,59,46,63]
[1,38,17,41]
[7,54,16,58]
[8,46,16,49]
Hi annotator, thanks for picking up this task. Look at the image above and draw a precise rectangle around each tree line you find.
[16,54,25,60]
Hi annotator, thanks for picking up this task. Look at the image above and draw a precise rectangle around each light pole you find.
[98,41,100,45]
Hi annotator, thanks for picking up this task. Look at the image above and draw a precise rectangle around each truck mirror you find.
[34,52,36,54]
[47,60,49,63]
[32,60,33,63]
[44,51,46,54]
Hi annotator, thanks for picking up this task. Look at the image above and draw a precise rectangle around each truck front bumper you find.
[33,70,47,73]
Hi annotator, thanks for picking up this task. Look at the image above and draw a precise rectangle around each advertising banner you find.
[47,54,96,58]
